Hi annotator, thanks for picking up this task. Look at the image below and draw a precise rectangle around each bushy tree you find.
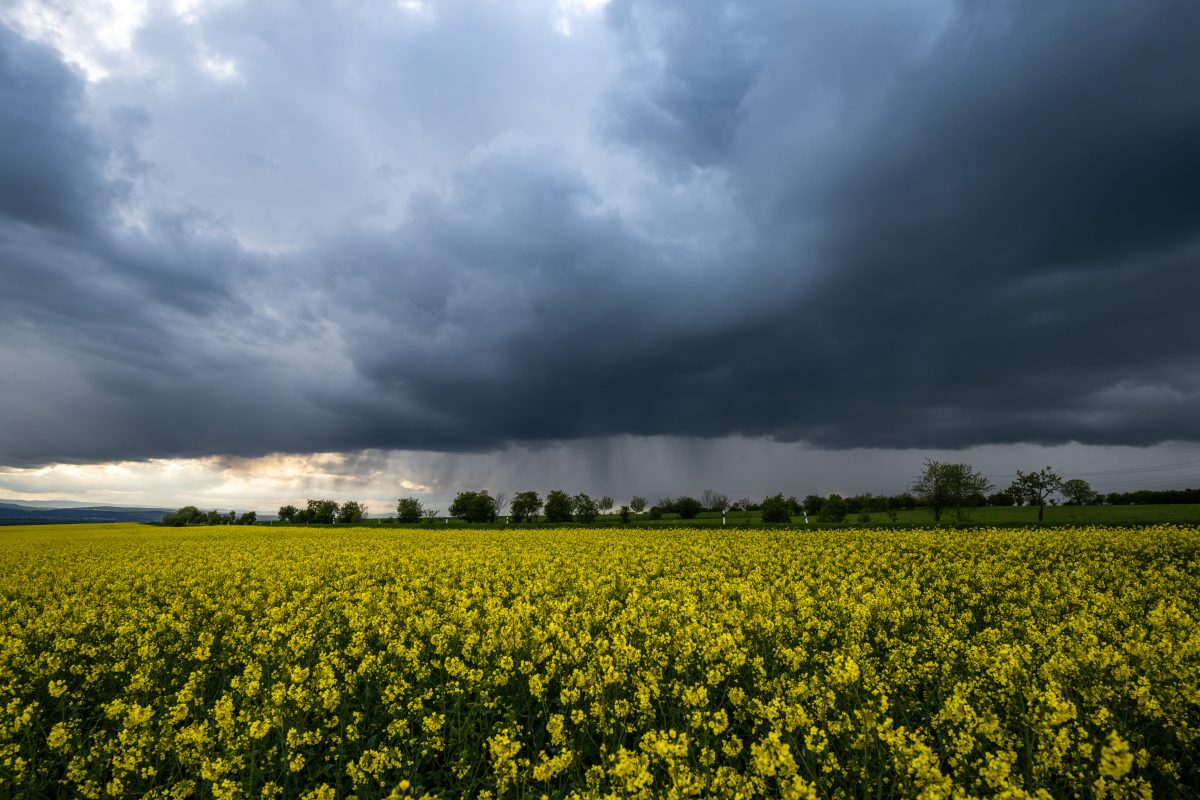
[619,505,630,523]
[1008,467,1064,522]
[448,491,497,523]
[760,493,792,523]
[544,490,574,523]
[510,491,542,523]
[572,493,599,523]
[673,496,703,519]
[911,460,993,523]
[306,499,339,524]
[277,504,299,523]
[237,511,257,525]
[337,501,367,524]
[629,496,647,514]
[162,506,205,527]
[1061,478,1097,506]
[817,494,847,523]
[396,497,424,523]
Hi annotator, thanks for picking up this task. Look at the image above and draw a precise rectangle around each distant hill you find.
[0,501,171,524]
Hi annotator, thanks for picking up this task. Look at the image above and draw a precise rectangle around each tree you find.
[619,505,630,523]
[911,460,993,523]
[671,496,703,519]
[277,504,299,523]
[510,491,542,523]
[448,491,497,523]
[162,506,205,526]
[1008,467,1064,522]
[396,497,424,523]
[629,496,647,514]
[237,511,257,525]
[1061,478,1097,506]
[572,493,599,523]
[700,490,729,512]
[306,499,339,524]
[337,501,367,524]
[598,496,614,515]
[803,495,824,515]
[544,490,574,523]
[760,493,792,523]
[494,492,510,517]
[817,494,847,523]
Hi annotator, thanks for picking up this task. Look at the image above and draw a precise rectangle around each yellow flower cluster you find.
[1,523,1197,798]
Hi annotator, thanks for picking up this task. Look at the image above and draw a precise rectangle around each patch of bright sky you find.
[2,0,151,80]
[555,0,609,36]
[0,454,433,513]
[4,0,609,80]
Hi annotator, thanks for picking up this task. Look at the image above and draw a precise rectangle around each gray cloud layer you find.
[2,1,1200,467]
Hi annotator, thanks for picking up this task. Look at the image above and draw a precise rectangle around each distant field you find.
[2,523,1197,798]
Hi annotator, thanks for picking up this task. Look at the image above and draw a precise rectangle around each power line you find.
[982,460,1200,480]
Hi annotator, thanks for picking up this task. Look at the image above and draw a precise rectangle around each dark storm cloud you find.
[319,0,1200,452]
[2,1,1200,467]
[0,25,113,232]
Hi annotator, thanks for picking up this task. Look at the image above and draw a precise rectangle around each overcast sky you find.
[3,1,1199,511]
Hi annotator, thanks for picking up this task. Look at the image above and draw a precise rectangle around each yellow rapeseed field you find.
[1,524,1197,799]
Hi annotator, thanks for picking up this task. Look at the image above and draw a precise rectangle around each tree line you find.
[161,500,366,526]
[159,460,1199,526]
[161,506,258,526]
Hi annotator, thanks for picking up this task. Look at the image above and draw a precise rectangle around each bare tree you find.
[629,496,647,514]
[1009,467,1064,522]
[912,459,992,523]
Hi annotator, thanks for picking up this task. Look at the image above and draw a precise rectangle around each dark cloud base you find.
[2,2,1200,467]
